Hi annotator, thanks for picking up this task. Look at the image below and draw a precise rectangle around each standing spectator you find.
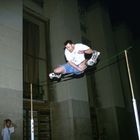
[1,119,15,140]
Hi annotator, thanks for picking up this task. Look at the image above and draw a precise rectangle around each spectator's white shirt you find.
[65,43,89,65]
[1,127,14,140]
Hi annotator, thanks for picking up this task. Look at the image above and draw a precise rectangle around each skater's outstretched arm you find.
[78,48,93,54]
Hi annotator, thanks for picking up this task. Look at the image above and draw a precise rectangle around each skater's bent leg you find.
[54,66,65,74]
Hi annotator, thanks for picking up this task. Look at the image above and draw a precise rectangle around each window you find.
[23,11,49,101]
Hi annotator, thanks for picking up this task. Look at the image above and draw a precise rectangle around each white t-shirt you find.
[1,127,14,140]
[65,43,90,65]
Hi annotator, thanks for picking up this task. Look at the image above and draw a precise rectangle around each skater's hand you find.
[78,64,87,71]
[68,61,86,72]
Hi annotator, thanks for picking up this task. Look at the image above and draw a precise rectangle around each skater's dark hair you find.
[64,40,73,46]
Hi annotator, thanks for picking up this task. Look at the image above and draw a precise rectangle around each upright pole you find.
[30,83,34,140]
[124,50,140,140]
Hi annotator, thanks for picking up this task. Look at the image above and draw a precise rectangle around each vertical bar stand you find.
[30,83,34,140]
[124,50,140,140]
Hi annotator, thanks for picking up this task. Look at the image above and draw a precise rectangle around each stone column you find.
[44,0,93,140]
[86,1,136,140]
[0,0,23,139]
